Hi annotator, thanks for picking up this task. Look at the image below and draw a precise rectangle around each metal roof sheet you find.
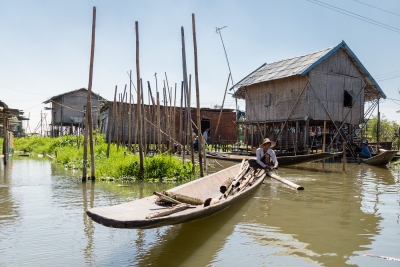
[231,41,386,102]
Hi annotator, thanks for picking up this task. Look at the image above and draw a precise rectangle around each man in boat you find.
[249,138,278,171]
[359,141,372,158]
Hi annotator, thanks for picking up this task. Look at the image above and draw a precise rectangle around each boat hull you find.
[87,164,266,229]
[363,150,398,166]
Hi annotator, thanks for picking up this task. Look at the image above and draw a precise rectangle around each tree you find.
[364,115,399,146]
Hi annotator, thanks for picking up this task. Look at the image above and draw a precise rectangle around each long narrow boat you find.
[206,151,341,166]
[363,149,398,166]
[86,164,266,229]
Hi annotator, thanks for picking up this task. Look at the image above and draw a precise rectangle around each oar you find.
[266,171,304,190]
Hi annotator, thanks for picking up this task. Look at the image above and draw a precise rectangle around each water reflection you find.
[135,188,258,267]
[0,157,399,266]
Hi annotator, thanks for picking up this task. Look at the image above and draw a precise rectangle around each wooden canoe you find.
[363,149,398,166]
[206,151,341,166]
[86,164,266,229]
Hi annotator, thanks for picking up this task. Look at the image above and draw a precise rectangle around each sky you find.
[1,0,400,133]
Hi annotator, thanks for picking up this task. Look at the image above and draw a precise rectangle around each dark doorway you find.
[201,119,210,137]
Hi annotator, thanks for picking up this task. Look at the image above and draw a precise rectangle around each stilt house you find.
[43,88,105,137]
[231,41,386,154]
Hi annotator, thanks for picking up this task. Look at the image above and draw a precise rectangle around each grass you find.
[12,134,198,181]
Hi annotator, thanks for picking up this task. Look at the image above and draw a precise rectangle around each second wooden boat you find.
[87,163,266,229]
[363,149,398,166]
[206,151,341,166]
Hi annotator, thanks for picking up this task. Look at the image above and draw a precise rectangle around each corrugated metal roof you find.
[43,88,105,104]
[231,41,386,102]
[232,47,333,89]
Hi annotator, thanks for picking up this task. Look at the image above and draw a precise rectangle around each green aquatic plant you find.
[13,134,198,181]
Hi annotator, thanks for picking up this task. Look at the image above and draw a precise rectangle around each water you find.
[0,156,399,266]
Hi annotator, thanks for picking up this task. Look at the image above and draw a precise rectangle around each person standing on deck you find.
[249,138,278,171]
[202,128,210,144]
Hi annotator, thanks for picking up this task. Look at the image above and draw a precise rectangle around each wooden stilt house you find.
[231,41,386,154]
[43,88,105,137]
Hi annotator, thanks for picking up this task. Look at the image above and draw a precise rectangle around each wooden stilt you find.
[82,6,97,182]
[135,21,144,178]
[192,13,203,176]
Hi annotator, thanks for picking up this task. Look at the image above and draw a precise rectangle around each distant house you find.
[0,100,25,157]
[231,41,386,152]
[43,88,105,137]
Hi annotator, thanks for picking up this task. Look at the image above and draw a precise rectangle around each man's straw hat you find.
[259,138,276,148]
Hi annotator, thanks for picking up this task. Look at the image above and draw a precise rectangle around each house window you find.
[344,90,353,107]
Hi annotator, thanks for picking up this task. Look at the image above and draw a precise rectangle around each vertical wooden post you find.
[343,141,346,171]
[135,21,144,178]
[141,79,147,155]
[83,6,96,182]
[157,91,161,153]
[116,94,121,150]
[128,71,132,151]
[377,98,380,150]
[188,75,195,173]
[3,111,8,165]
[192,13,202,176]
[179,82,184,156]
[322,121,326,171]
[305,119,309,154]
[173,83,177,149]
[213,73,230,143]
[106,86,117,158]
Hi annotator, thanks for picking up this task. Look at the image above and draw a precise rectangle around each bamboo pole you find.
[135,21,144,178]
[173,83,177,151]
[179,82,184,156]
[306,76,346,142]
[274,81,309,143]
[162,191,205,206]
[128,72,132,151]
[106,86,118,158]
[266,171,304,190]
[191,14,203,176]
[188,75,195,173]
[153,191,181,205]
[3,111,8,165]
[157,91,161,153]
[121,86,127,147]
[322,121,326,171]
[147,81,157,152]
[116,94,121,151]
[213,73,231,143]
[82,6,96,182]
[145,203,190,219]
[343,141,346,171]
[140,79,147,155]
[245,90,264,142]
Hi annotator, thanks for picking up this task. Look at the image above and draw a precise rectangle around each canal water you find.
[0,156,399,266]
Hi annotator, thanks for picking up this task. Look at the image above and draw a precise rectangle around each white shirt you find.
[202,130,208,141]
[255,147,278,168]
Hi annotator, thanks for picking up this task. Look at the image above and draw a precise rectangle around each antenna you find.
[215,26,237,112]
